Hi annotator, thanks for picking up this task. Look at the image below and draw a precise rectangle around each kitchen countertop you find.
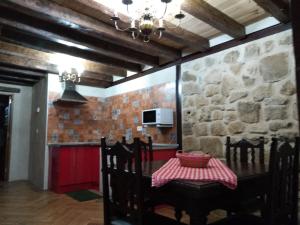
[48,142,178,150]
[48,142,100,147]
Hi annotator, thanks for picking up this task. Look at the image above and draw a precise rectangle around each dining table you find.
[141,159,269,225]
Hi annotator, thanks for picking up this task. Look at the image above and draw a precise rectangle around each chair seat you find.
[111,212,187,225]
[227,196,264,214]
[209,214,263,225]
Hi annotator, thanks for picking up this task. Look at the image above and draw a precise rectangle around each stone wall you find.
[181,30,299,156]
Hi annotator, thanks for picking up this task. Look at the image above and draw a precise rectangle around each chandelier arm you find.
[114,20,132,32]
[131,31,139,39]
[158,30,163,39]
[159,3,168,19]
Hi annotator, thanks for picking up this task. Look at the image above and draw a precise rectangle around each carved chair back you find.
[226,136,265,163]
[266,137,299,225]
[101,137,144,225]
[122,136,153,161]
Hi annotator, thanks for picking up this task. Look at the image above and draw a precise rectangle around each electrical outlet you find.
[137,126,143,132]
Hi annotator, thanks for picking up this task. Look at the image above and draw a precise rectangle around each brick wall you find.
[47,82,177,144]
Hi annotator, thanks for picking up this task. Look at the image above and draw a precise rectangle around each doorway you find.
[0,94,12,182]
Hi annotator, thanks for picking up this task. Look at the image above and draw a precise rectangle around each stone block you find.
[277,132,299,141]
[264,106,288,121]
[211,121,227,136]
[230,63,244,75]
[249,124,268,134]
[260,53,289,82]
[205,84,219,97]
[279,35,292,45]
[194,123,208,136]
[182,96,194,108]
[183,136,198,151]
[264,40,274,53]
[280,80,296,96]
[182,108,196,122]
[209,106,225,111]
[221,75,236,97]
[229,91,248,103]
[293,103,298,120]
[199,137,224,157]
[224,111,237,124]
[183,123,193,135]
[269,121,292,131]
[205,57,216,67]
[242,75,255,86]
[228,121,245,134]
[211,94,226,105]
[224,50,240,63]
[264,97,288,105]
[182,83,202,96]
[182,71,197,82]
[204,69,222,84]
[238,102,261,123]
[245,44,260,59]
[194,95,209,108]
[193,62,202,71]
[253,85,272,102]
[197,107,211,122]
[211,110,223,120]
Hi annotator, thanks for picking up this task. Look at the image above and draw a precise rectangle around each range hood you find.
[53,81,88,104]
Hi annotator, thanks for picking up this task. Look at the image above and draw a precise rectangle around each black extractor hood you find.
[53,81,88,104]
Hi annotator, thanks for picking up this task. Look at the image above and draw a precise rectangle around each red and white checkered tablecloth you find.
[152,158,237,189]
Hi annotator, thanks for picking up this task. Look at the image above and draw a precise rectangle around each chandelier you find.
[111,0,185,42]
[59,68,81,83]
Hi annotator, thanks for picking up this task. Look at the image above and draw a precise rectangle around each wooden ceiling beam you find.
[0,51,59,74]
[0,74,40,82]
[0,53,115,88]
[0,0,180,60]
[0,25,142,72]
[181,0,245,38]
[79,77,112,88]
[253,0,290,23]
[0,40,127,77]
[0,8,159,67]
[0,65,46,78]
[0,77,35,86]
[50,0,209,51]
[81,71,113,83]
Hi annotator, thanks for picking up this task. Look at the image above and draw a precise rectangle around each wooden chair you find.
[122,136,153,161]
[226,136,265,164]
[101,137,186,225]
[209,137,299,225]
[225,136,265,215]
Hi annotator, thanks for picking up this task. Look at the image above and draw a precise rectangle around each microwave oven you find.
[142,108,173,126]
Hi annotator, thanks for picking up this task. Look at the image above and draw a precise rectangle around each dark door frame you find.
[0,94,13,182]
[291,0,300,133]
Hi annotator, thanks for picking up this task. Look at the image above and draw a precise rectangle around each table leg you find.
[189,210,208,225]
[175,207,183,222]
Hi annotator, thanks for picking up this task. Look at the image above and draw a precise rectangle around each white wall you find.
[48,66,176,98]
[0,83,32,181]
[105,67,176,97]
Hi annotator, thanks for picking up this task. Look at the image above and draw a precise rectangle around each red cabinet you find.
[50,146,99,193]
[152,149,177,160]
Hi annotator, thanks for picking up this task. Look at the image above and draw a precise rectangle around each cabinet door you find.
[90,148,100,184]
[153,149,176,160]
[75,148,93,184]
[58,147,77,186]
